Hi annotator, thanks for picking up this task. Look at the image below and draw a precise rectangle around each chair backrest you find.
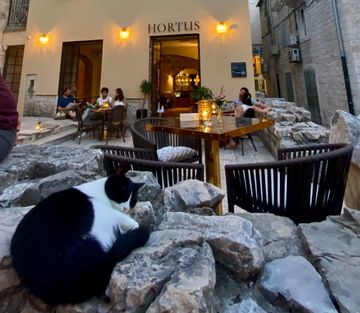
[92,144,156,160]
[103,153,205,189]
[112,106,126,125]
[131,117,202,163]
[225,143,353,224]
[243,108,255,118]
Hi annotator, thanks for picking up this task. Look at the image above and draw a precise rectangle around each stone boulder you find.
[0,170,100,209]
[235,212,306,261]
[0,145,103,193]
[330,110,360,166]
[108,229,216,313]
[259,255,337,313]
[126,171,166,225]
[164,180,225,212]
[330,110,360,210]
[129,201,156,231]
[159,212,264,279]
[224,298,267,313]
[300,214,360,313]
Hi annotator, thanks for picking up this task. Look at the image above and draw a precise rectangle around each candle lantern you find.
[197,100,212,121]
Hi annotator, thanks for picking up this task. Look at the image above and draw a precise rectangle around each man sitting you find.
[56,87,79,119]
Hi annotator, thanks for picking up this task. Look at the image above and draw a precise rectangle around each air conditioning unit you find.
[288,34,298,46]
[289,48,301,63]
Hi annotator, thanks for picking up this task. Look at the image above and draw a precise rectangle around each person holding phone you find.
[233,87,271,117]
[0,74,19,162]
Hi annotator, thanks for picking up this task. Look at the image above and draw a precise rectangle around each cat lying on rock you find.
[11,171,150,306]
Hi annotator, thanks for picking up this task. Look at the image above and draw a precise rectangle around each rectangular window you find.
[298,8,308,38]
[3,45,24,101]
[285,73,295,102]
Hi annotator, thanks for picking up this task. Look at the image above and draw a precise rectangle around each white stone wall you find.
[338,0,360,116]
[0,0,10,72]
[259,0,352,126]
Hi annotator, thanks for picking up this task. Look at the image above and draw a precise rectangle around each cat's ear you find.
[115,166,128,177]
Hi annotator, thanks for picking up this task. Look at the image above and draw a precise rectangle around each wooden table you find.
[91,107,113,140]
[147,116,275,213]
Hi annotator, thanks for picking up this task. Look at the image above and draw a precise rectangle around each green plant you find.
[191,86,213,102]
[139,79,154,109]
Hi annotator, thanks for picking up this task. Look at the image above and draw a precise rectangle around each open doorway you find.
[150,35,200,116]
[58,40,102,103]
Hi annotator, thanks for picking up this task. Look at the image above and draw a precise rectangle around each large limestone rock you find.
[330,110,360,166]
[259,255,337,313]
[224,298,267,313]
[108,229,216,313]
[300,214,360,313]
[164,180,225,212]
[330,110,360,210]
[0,170,100,208]
[126,171,166,225]
[159,212,264,279]
[0,145,103,193]
[236,212,306,261]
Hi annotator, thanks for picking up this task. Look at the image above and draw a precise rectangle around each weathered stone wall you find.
[0,0,10,72]
[259,99,329,157]
[23,95,58,117]
[259,0,352,126]
[126,97,149,125]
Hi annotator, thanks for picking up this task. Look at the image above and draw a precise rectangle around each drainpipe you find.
[331,0,355,115]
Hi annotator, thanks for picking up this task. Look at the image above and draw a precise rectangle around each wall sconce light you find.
[119,28,130,40]
[39,34,49,44]
[216,22,228,34]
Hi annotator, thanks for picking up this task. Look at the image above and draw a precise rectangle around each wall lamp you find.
[216,22,228,34]
[119,28,130,40]
[39,34,49,44]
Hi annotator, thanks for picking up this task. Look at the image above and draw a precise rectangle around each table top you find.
[91,107,113,112]
[147,116,275,140]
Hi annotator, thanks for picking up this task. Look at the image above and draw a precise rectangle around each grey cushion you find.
[157,146,198,162]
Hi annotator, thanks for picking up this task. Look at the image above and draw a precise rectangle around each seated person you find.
[0,74,19,162]
[233,87,271,117]
[112,88,128,108]
[96,87,112,107]
[57,87,78,119]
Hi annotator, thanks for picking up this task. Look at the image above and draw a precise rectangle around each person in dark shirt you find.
[0,74,19,162]
[57,87,77,119]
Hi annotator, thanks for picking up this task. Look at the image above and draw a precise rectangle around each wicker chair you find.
[225,143,353,224]
[131,117,202,163]
[234,108,257,155]
[106,106,126,143]
[92,144,156,160]
[102,153,205,189]
[73,106,102,144]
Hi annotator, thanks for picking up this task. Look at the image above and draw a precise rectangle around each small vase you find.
[217,106,223,125]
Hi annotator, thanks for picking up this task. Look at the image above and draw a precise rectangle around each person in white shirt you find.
[96,87,112,107]
[233,87,270,117]
[112,88,128,108]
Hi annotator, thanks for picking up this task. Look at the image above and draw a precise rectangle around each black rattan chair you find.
[235,108,257,155]
[225,143,353,224]
[73,107,102,144]
[103,153,204,189]
[131,117,202,163]
[106,106,126,143]
[92,144,156,160]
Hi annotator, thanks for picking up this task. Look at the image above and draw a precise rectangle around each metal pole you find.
[331,0,355,115]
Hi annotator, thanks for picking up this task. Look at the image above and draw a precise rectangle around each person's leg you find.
[0,129,16,162]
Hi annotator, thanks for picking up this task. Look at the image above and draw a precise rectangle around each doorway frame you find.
[58,39,103,102]
[149,34,201,113]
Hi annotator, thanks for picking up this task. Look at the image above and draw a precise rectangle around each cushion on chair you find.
[157,146,198,162]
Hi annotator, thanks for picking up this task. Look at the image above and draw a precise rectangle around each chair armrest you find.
[277,143,347,160]
[91,145,156,160]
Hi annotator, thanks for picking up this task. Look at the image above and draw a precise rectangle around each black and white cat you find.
[10,171,149,306]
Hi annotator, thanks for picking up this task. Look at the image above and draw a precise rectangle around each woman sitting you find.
[111,88,128,109]
[233,87,271,117]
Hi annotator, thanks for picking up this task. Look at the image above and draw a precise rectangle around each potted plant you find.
[191,86,213,118]
[138,79,153,119]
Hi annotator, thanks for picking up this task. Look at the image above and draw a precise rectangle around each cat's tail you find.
[109,226,150,264]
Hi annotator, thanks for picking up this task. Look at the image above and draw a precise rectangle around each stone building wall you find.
[258,0,357,126]
[0,0,10,72]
